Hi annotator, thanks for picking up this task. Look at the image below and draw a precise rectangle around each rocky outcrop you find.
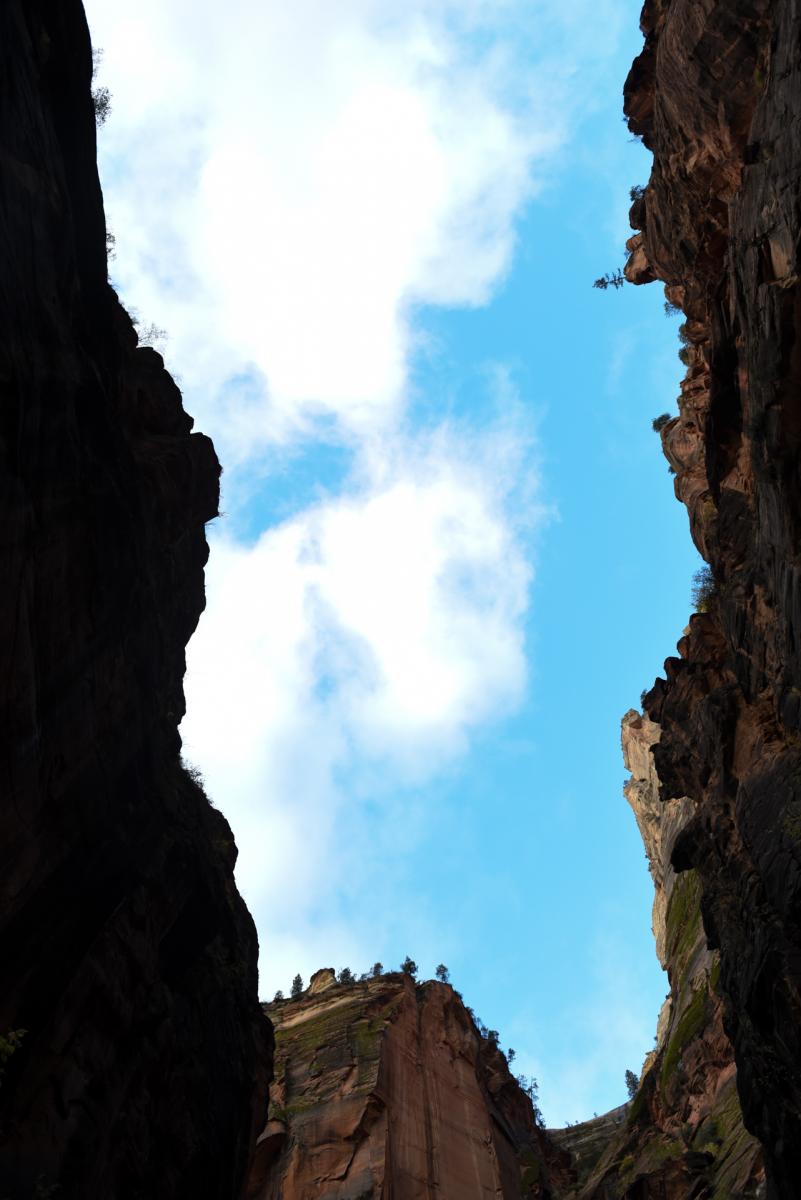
[553,714,763,1199]
[0,3,271,1197]
[620,0,801,1195]
[548,1107,629,1196]
[622,711,694,971]
[249,974,572,1199]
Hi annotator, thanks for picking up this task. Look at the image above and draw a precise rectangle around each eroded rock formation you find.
[549,714,763,1198]
[0,3,271,1196]
[248,973,572,1199]
[620,0,801,1194]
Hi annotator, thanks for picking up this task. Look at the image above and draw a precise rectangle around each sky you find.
[84,0,701,1125]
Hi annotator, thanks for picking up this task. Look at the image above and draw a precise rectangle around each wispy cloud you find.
[181,415,536,989]
[90,0,565,460]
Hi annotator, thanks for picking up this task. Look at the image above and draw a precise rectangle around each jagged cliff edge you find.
[615,0,801,1195]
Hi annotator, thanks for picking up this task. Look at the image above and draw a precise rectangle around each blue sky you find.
[86,0,700,1124]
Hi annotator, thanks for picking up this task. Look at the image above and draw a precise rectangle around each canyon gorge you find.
[1,0,801,1197]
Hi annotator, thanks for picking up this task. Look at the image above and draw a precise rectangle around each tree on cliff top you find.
[516,1074,544,1128]
[371,962,383,977]
[91,51,112,127]
[593,269,625,291]
[291,974,303,998]
[400,956,418,978]
[625,1069,639,1100]
[338,967,355,985]
[691,564,717,612]
[435,963,450,983]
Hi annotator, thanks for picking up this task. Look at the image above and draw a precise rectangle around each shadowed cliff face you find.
[621,0,801,1195]
[0,3,272,1197]
[249,971,572,1200]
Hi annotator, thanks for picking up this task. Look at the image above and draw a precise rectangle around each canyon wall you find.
[621,0,801,1195]
[249,971,572,1199]
[550,714,763,1198]
[0,3,271,1197]
[2,0,800,1196]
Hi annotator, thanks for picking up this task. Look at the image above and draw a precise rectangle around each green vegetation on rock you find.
[665,869,704,981]
[710,953,721,995]
[691,565,717,613]
[627,1084,648,1125]
[661,984,708,1091]
[0,1029,26,1087]
[519,1148,542,1192]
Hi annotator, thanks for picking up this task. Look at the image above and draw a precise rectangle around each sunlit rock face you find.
[0,3,271,1196]
[622,0,801,1194]
[623,711,694,971]
[248,974,572,1200]
[308,967,338,995]
[552,715,763,1199]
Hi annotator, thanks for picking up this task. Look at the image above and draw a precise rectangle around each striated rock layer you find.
[622,0,801,1194]
[0,3,271,1197]
[249,972,572,1199]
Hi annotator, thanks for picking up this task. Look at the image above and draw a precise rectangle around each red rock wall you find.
[0,4,271,1197]
[250,974,570,1200]
[623,0,801,1195]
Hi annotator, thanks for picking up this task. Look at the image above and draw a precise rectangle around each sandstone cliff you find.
[248,972,571,1200]
[620,0,801,1195]
[0,4,271,1197]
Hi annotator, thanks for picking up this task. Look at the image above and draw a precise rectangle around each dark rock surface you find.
[623,0,801,1195]
[0,3,272,1196]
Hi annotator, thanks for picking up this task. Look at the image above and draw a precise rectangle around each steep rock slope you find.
[622,0,801,1194]
[0,3,271,1197]
[551,714,763,1199]
[249,971,572,1199]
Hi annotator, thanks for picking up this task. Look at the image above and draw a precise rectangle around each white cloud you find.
[76,0,681,1139]
[88,0,557,457]
[181,422,534,975]
[82,0,612,997]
